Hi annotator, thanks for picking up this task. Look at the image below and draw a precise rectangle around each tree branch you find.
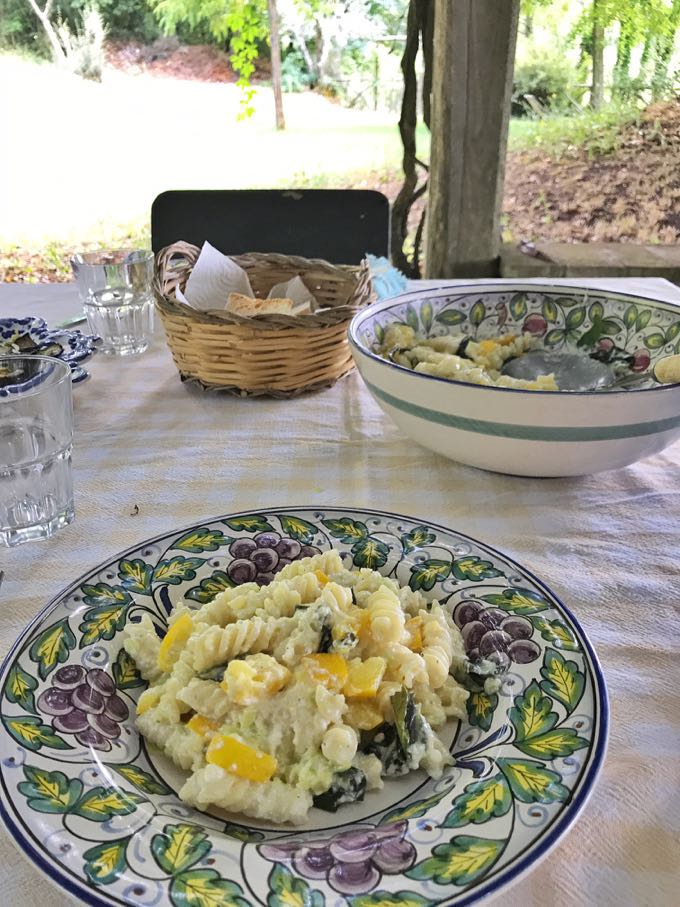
[391,0,434,277]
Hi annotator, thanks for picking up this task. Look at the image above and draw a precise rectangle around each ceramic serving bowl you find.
[349,283,680,476]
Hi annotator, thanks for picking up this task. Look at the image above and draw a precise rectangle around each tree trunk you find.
[292,28,318,87]
[590,0,605,110]
[267,0,285,130]
[25,0,66,65]
[425,0,519,278]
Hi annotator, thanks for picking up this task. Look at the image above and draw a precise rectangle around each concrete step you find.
[500,242,680,283]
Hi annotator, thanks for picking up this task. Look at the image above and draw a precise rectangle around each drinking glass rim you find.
[0,355,73,400]
[70,249,153,267]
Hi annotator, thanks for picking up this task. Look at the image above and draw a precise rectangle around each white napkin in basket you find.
[175,242,317,313]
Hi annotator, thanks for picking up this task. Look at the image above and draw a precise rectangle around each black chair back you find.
[151,189,390,264]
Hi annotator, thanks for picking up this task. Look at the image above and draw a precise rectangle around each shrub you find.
[57,5,106,81]
[280,48,312,92]
[512,44,583,116]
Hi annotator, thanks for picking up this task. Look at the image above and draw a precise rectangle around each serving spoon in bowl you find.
[500,350,680,392]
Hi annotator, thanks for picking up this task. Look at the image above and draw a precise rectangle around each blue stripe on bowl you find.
[365,380,680,441]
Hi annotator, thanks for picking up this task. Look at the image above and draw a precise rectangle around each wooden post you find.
[268,0,286,131]
[426,0,519,278]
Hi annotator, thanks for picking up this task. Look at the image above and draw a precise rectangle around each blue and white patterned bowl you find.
[0,507,607,907]
[0,316,100,386]
[349,283,680,476]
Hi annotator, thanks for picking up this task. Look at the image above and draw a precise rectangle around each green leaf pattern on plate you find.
[152,823,212,875]
[4,663,38,713]
[18,765,83,813]
[79,603,131,648]
[409,559,451,592]
[530,616,580,651]
[223,515,274,533]
[406,835,505,886]
[465,690,498,731]
[451,556,503,582]
[278,515,318,544]
[153,557,205,585]
[352,536,389,569]
[112,647,146,689]
[480,588,550,615]
[169,870,252,907]
[442,775,511,828]
[321,518,368,544]
[118,558,154,595]
[267,863,325,907]
[540,648,585,713]
[28,619,77,680]
[81,583,132,607]
[72,786,147,821]
[400,525,436,554]
[496,758,570,804]
[115,765,172,796]
[83,837,131,886]
[508,680,557,742]
[186,571,235,604]
[4,716,72,752]
[173,528,230,553]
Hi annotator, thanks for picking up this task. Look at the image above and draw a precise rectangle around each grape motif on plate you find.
[227,532,321,586]
[259,821,415,895]
[454,600,541,670]
[37,665,129,752]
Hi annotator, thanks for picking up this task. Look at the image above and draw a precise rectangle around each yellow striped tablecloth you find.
[0,278,679,906]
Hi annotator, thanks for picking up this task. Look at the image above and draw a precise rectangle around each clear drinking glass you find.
[71,250,155,356]
[0,356,75,547]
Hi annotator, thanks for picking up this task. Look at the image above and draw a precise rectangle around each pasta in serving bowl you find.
[123,549,469,825]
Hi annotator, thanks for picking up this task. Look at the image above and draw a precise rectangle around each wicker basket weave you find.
[154,242,375,396]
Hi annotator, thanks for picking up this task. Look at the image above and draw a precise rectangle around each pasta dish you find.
[124,550,469,824]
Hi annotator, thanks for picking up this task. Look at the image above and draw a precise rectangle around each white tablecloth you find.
[1,278,679,906]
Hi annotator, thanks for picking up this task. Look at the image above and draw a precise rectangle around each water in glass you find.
[0,420,73,545]
[0,356,75,547]
[84,286,154,356]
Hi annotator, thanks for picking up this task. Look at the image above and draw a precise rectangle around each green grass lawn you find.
[0,50,639,281]
[0,53,429,250]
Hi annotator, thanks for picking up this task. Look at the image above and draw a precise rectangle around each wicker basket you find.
[154,242,375,396]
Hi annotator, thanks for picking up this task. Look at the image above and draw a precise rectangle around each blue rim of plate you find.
[349,282,680,396]
[0,506,609,907]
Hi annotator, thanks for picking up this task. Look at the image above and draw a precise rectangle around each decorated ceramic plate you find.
[0,316,99,385]
[0,508,608,906]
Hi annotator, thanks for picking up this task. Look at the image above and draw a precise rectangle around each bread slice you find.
[226,292,294,316]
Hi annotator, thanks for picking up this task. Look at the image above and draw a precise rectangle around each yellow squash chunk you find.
[344,657,386,699]
[187,714,219,737]
[136,688,160,716]
[206,734,277,782]
[497,334,518,346]
[221,656,290,704]
[405,616,423,652]
[345,700,383,730]
[356,609,372,643]
[478,339,498,355]
[302,653,348,691]
[158,613,193,673]
[314,570,329,586]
